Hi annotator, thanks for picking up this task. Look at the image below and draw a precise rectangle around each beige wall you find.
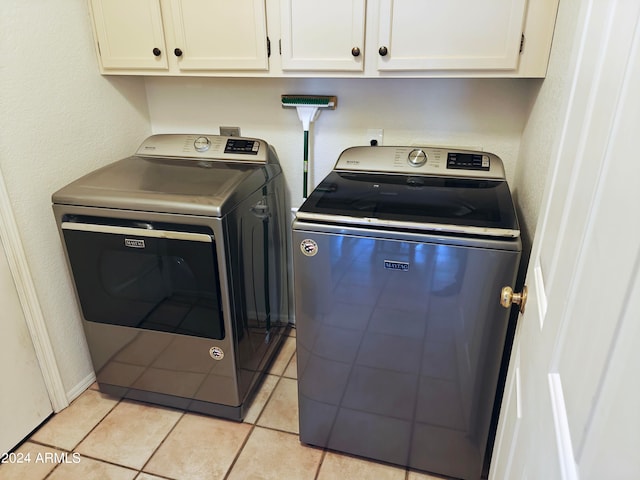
[513,0,584,249]
[145,76,539,209]
[0,1,151,398]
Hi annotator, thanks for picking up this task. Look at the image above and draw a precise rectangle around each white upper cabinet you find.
[89,0,269,74]
[376,0,527,71]
[88,0,559,77]
[168,0,268,71]
[280,0,366,71]
[90,0,168,70]
[278,0,557,76]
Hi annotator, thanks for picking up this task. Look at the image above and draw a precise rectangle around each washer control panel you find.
[335,145,505,179]
[135,134,269,163]
[446,152,490,171]
[224,138,260,155]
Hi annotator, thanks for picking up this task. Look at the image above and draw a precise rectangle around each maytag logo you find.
[124,238,145,249]
[384,260,409,271]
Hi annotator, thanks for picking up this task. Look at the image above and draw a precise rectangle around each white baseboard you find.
[66,371,97,404]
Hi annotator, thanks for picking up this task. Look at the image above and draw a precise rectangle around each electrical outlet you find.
[366,129,384,146]
[220,126,241,137]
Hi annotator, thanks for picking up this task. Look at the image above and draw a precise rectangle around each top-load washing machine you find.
[293,145,522,479]
[52,134,289,421]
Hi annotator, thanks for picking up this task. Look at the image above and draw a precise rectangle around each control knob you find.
[194,136,211,152]
[407,149,427,167]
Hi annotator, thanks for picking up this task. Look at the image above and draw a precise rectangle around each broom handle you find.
[303,129,309,198]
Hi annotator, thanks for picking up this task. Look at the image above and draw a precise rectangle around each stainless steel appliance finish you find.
[293,146,521,480]
[53,134,289,421]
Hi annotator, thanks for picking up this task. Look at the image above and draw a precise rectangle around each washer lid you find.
[296,171,520,238]
[52,155,278,217]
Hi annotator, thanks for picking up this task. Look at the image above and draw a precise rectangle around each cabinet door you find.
[168,0,268,71]
[280,0,365,71]
[377,0,527,71]
[90,0,168,70]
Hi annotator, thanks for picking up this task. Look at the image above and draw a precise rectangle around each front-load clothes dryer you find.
[53,134,290,421]
[293,146,521,480]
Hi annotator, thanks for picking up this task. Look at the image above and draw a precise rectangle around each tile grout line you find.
[48,451,140,478]
[313,449,329,480]
[33,392,186,480]
[40,394,124,480]
[137,408,187,480]
[282,327,335,480]
[222,388,282,477]
[223,334,295,480]
[222,420,258,480]
[224,377,286,480]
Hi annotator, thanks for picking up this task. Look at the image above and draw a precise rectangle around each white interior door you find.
[491,1,640,478]
[0,237,52,453]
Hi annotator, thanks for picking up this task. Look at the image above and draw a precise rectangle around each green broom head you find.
[281,95,337,109]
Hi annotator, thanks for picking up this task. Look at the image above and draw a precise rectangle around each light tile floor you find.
[0,330,447,480]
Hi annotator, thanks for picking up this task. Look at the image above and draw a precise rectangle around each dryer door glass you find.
[61,216,224,340]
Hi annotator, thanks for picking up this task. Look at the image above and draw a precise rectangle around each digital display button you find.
[224,139,259,155]
[446,152,490,171]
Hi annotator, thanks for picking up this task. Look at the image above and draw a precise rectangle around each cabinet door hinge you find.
[267,36,271,57]
[279,39,282,55]
[520,33,525,54]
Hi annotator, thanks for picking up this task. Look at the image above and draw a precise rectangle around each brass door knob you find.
[500,285,528,314]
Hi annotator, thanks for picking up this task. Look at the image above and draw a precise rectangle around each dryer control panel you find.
[135,134,270,163]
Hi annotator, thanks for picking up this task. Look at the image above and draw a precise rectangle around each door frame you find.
[0,167,68,412]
